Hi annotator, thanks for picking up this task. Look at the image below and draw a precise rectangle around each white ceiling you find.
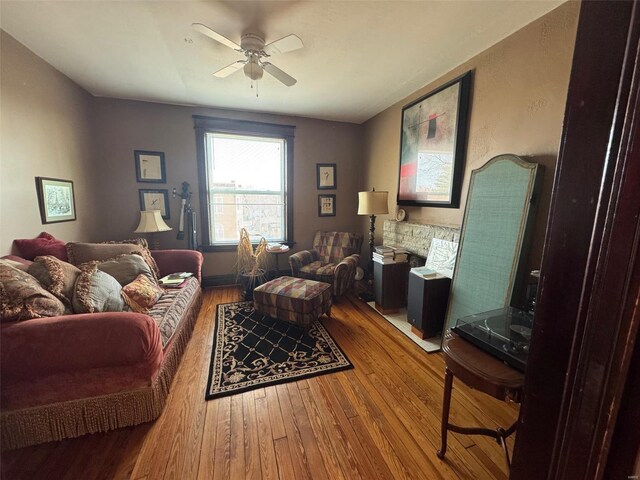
[0,1,564,124]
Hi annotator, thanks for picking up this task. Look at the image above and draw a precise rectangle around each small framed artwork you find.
[316,163,337,190]
[139,189,170,219]
[397,70,472,208]
[135,150,166,183]
[318,194,336,217]
[35,177,77,224]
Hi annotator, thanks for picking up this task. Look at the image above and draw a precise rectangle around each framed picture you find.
[397,71,472,208]
[139,189,170,219]
[134,150,166,183]
[35,177,77,224]
[318,194,336,217]
[317,163,337,189]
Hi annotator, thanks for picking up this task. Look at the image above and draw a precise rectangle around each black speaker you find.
[407,274,451,338]
[373,261,410,312]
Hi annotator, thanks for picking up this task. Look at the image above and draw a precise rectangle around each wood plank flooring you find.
[1,286,519,479]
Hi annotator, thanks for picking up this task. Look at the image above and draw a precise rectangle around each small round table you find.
[437,330,524,471]
[266,245,290,277]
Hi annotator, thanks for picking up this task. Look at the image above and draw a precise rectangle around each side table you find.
[437,330,524,470]
[266,245,290,277]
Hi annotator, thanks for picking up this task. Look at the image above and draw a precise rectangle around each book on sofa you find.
[159,272,193,287]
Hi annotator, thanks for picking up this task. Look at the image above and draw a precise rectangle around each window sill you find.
[200,241,296,253]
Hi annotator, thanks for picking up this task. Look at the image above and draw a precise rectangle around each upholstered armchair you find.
[289,231,363,297]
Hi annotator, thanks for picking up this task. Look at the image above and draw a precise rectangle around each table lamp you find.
[134,210,172,250]
[357,189,389,286]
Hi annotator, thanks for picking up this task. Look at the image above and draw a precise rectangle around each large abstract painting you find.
[397,71,472,208]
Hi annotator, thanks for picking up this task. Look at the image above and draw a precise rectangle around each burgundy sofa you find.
[0,249,203,450]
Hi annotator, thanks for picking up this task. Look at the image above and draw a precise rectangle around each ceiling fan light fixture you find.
[243,59,263,81]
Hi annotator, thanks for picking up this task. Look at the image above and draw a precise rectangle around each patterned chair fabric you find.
[289,231,363,297]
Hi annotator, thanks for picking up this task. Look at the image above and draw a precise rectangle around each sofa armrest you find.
[333,254,360,296]
[288,250,319,276]
[1,313,163,383]
[152,249,203,284]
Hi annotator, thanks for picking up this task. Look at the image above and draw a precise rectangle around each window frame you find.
[194,115,295,252]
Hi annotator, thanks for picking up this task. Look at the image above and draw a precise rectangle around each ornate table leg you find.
[437,367,454,459]
[497,421,518,469]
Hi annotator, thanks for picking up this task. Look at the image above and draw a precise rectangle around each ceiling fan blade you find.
[192,23,241,51]
[213,60,246,78]
[263,34,304,55]
[262,62,297,86]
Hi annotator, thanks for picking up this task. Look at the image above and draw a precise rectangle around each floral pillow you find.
[0,260,66,321]
[121,274,164,313]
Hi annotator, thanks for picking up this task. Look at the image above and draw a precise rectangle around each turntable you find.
[451,306,533,372]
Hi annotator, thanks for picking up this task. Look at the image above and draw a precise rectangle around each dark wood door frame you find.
[511,1,640,479]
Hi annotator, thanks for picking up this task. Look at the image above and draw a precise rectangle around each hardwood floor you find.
[1,286,518,479]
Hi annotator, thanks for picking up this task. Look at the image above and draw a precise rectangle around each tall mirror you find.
[443,154,543,334]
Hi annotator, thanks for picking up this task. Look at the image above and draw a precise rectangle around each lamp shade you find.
[134,210,172,233]
[357,190,389,215]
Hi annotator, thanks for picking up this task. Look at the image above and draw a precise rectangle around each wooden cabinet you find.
[407,273,451,339]
[373,261,409,313]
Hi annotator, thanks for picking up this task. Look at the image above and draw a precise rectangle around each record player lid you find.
[452,306,534,372]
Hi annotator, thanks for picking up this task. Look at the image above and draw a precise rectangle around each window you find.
[206,133,285,243]
[212,195,224,214]
[194,116,294,250]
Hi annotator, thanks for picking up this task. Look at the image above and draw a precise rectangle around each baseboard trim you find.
[202,269,293,288]
[202,274,238,288]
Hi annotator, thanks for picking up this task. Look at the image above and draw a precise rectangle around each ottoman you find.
[253,276,332,328]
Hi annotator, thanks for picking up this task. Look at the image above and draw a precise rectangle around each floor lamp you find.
[134,210,172,250]
[357,189,389,298]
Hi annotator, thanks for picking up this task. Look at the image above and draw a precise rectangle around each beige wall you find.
[92,99,363,276]
[2,1,579,277]
[0,31,101,254]
[361,2,579,270]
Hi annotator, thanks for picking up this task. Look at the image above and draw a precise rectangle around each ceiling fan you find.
[192,23,303,87]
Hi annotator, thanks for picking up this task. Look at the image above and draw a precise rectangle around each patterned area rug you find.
[206,301,353,399]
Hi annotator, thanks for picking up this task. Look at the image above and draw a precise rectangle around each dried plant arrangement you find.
[236,229,268,297]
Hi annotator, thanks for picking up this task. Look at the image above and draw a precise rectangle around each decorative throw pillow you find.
[0,260,66,322]
[95,253,155,286]
[67,239,159,280]
[66,242,144,265]
[101,238,160,279]
[27,255,81,306]
[13,232,68,261]
[71,263,125,314]
[1,258,29,271]
[121,274,164,313]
